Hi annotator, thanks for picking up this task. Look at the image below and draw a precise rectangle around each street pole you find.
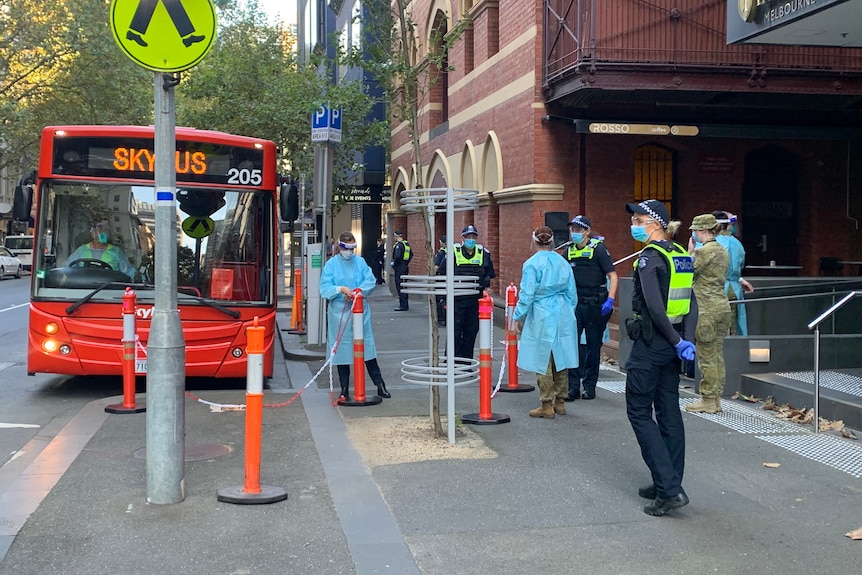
[147,72,186,504]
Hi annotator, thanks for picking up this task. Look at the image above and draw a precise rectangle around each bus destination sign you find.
[51,137,265,186]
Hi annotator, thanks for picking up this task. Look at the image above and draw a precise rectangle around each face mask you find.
[729,224,738,236]
[97,232,109,244]
[570,232,584,244]
[692,234,703,249]
[630,226,649,242]
[463,238,477,249]
[339,251,354,260]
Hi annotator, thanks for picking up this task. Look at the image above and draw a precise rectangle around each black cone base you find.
[462,412,511,425]
[217,485,288,505]
[496,384,535,393]
[337,395,383,407]
[105,402,146,414]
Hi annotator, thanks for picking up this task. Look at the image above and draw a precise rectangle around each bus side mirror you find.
[12,170,36,222]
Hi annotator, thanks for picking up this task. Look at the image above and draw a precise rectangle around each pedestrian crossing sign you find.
[110,0,217,72]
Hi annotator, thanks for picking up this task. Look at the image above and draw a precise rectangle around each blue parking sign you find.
[311,105,329,142]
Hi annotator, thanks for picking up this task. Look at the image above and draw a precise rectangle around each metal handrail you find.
[806,290,861,433]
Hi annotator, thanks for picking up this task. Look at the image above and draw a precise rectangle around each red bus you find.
[17,125,279,378]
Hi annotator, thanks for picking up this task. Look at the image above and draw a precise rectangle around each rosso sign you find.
[590,123,630,134]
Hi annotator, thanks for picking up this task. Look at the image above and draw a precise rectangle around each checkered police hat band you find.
[639,201,666,227]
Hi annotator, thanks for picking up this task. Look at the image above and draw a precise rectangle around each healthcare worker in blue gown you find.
[512,226,579,419]
[711,211,754,336]
[320,231,391,402]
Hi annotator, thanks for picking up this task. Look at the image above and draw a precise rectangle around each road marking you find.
[0,303,27,313]
[0,423,40,429]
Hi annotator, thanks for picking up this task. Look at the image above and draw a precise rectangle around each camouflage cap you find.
[689,213,718,230]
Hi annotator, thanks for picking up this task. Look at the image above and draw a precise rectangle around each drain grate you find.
[757,434,862,478]
[679,398,805,434]
[598,381,626,394]
[777,370,862,398]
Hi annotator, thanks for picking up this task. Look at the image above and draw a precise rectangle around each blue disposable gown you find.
[716,234,748,335]
[513,250,579,374]
[319,254,378,365]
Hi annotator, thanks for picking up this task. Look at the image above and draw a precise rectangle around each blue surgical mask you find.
[339,251,354,260]
[630,226,649,242]
[570,232,584,244]
[463,238,477,249]
[97,232,109,244]
[729,224,738,236]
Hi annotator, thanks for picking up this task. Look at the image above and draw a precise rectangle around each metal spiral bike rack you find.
[398,187,480,443]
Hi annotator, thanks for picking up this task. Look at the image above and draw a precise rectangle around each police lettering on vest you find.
[634,242,693,322]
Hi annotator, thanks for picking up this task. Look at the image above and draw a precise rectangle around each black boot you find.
[366,358,391,398]
[337,365,351,401]
[375,382,391,399]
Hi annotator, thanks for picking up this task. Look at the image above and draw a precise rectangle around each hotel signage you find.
[728,0,843,44]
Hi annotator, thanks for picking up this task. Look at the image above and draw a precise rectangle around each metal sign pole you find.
[147,72,186,504]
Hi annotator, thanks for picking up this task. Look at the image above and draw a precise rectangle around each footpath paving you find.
[1,284,861,574]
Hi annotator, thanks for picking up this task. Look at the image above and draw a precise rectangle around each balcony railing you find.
[544,0,862,85]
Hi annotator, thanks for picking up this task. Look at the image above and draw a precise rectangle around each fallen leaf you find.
[845,527,862,540]
[762,396,778,411]
[840,428,858,440]
[763,462,781,468]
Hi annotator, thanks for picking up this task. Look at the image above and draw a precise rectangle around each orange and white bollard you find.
[338,289,382,406]
[497,283,535,393]
[290,268,305,334]
[106,287,146,414]
[217,317,287,505]
[463,291,510,425]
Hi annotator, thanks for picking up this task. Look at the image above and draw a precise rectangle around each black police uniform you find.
[566,238,614,400]
[433,243,447,324]
[625,240,695,502]
[391,238,412,310]
[439,243,495,359]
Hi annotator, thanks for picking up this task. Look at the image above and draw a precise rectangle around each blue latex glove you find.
[674,338,696,361]
[600,297,615,316]
[390,262,395,267]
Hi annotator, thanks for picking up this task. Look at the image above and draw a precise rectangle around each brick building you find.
[388,0,862,293]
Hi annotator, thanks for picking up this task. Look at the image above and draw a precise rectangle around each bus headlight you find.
[232,347,244,358]
[43,340,58,353]
[45,322,59,335]
[59,345,71,355]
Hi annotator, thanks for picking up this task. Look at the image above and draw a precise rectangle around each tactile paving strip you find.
[777,370,862,397]
[757,433,862,478]
[597,380,626,394]
[679,398,805,434]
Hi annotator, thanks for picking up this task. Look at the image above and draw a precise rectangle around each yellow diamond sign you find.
[110,0,217,73]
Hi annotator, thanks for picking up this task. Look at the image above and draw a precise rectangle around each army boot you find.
[685,396,720,414]
[554,397,567,415]
[529,401,555,419]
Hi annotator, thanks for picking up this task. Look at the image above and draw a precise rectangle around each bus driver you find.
[64,220,136,279]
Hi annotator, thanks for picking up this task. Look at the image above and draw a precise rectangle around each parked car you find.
[0,246,23,279]
[4,234,33,271]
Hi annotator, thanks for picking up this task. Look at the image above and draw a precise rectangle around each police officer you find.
[564,215,618,401]
[685,214,732,414]
[433,236,447,326]
[438,225,495,359]
[391,231,412,311]
[624,200,695,517]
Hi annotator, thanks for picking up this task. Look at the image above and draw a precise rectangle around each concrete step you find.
[739,369,862,431]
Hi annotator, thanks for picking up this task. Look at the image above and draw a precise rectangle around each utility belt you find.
[625,311,682,345]
[577,290,608,305]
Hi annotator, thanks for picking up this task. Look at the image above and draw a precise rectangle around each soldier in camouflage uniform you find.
[685,214,732,414]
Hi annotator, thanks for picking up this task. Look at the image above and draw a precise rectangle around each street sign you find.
[110,0,217,73]
[181,216,215,238]
[311,104,343,143]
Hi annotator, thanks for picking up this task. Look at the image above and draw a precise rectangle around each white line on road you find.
[0,303,28,313]
[0,423,40,429]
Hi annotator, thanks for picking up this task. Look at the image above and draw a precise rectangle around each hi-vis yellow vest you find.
[637,242,693,323]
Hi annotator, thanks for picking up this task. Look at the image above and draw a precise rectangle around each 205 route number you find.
[227,168,262,185]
